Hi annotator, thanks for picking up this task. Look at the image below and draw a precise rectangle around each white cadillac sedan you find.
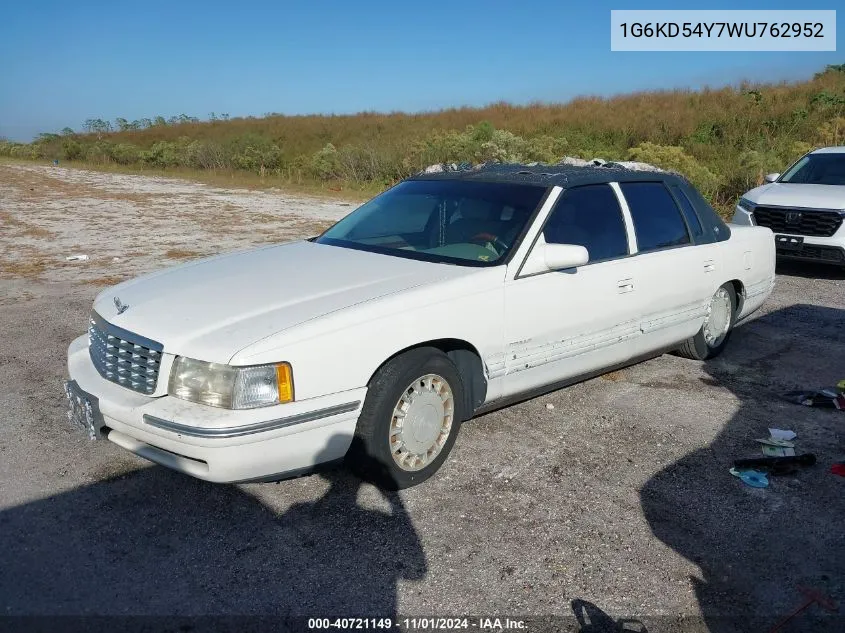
[65,164,776,488]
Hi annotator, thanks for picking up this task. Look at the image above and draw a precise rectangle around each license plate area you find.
[64,380,106,440]
[775,234,804,251]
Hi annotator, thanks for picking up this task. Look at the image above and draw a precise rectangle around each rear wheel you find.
[348,347,465,489]
[675,284,737,361]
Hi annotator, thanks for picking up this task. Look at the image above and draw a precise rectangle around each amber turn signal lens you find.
[275,363,294,403]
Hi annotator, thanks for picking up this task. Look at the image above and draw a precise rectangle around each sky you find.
[0,0,842,141]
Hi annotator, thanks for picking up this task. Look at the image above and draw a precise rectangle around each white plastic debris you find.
[557,156,608,167]
[557,156,593,167]
[768,428,797,441]
[423,164,444,173]
[556,156,666,172]
[545,403,555,410]
[65,254,89,262]
[111,257,121,262]
[610,160,667,172]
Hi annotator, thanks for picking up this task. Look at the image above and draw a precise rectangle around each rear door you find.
[617,181,717,354]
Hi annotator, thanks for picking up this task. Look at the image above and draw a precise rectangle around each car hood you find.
[93,241,473,363]
[744,183,845,210]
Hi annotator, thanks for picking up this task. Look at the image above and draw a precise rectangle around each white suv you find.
[732,147,845,268]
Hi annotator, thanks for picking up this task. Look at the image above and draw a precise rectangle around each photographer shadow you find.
[640,304,845,633]
[0,438,426,616]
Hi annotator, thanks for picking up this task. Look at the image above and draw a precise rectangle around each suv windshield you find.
[316,180,547,266]
[780,153,845,185]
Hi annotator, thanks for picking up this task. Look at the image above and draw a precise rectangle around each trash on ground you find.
[65,254,89,262]
[729,467,769,488]
[830,462,845,477]
[782,389,843,409]
[734,453,816,476]
[757,430,796,456]
[545,403,555,410]
[757,437,795,448]
[768,428,797,441]
[762,445,796,458]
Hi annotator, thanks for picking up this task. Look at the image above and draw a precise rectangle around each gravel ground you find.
[1,164,843,632]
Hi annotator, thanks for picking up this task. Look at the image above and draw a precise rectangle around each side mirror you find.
[543,243,589,271]
[764,173,780,183]
[519,242,590,276]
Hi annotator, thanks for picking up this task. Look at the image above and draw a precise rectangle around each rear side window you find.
[670,185,703,238]
[543,184,628,262]
[620,182,690,253]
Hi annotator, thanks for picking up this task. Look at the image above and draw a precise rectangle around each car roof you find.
[810,146,845,155]
[410,162,688,189]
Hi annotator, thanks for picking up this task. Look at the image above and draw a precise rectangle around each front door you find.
[501,183,646,398]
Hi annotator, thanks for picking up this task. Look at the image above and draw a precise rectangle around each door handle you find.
[703,259,716,273]
[617,278,635,293]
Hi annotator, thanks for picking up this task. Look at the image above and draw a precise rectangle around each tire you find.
[348,347,465,489]
[675,283,737,361]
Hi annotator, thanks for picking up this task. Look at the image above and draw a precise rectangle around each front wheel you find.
[348,347,465,489]
[675,284,737,361]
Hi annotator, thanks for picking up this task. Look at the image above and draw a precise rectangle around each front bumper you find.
[732,206,845,266]
[67,335,366,483]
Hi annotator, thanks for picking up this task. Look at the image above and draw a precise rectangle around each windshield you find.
[780,153,845,185]
[316,179,547,266]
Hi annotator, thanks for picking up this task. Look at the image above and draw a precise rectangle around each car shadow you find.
[640,304,845,633]
[0,442,426,617]
[776,260,845,280]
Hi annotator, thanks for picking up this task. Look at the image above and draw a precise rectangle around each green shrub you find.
[627,142,720,198]
[309,143,342,180]
[60,139,83,160]
[226,134,283,173]
[140,139,191,167]
[186,140,228,169]
[110,143,141,165]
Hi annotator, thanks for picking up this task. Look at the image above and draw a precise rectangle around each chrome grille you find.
[753,207,843,237]
[88,312,163,395]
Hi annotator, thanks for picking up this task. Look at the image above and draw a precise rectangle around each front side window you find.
[780,153,845,185]
[542,184,629,262]
[317,180,547,266]
[620,182,690,253]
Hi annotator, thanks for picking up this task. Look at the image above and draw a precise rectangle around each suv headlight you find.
[737,198,756,212]
[168,357,294,409]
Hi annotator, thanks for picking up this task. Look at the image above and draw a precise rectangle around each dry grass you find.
[1,164,351,286]
[9,66,844,212]
[6,159,375,202]
[0,259,49,279]
[164,248,205,260]
[83,275,128,287]
[0,211,55,239]
[0,162,155,205]
[54,69,845,156]
[601,369,629,382]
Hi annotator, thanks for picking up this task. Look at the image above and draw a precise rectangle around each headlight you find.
[168,357,294,409]
[737,198,756,212]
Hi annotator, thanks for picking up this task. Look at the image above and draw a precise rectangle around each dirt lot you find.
[1,164,843,632]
